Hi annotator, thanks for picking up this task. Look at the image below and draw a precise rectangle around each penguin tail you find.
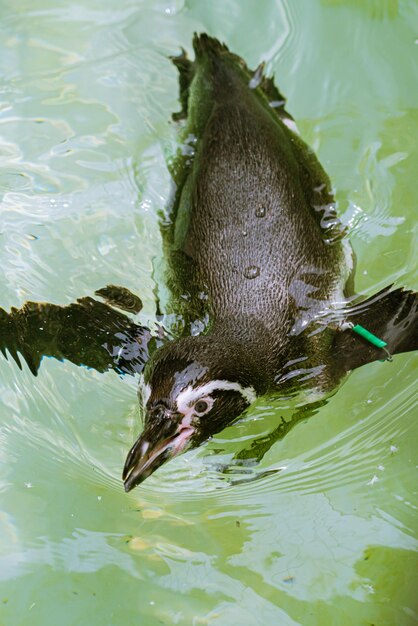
[171,33,290,122]
[192,33,288,102]
[333,286,418,372]
[194,33,290,115]
[192,33,230,58]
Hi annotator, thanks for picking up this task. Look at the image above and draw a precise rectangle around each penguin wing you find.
[332,286,418,373]
[0,293,157,377]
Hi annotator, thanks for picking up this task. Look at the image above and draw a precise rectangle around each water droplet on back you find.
[255,206,266,218]
[244,265,260,279]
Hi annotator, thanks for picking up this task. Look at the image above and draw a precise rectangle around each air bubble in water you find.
[244,265,260,279]
[255,206,266,218]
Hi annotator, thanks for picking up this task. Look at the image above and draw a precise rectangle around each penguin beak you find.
[122,412,195,491]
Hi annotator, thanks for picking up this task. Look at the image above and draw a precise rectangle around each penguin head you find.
[122,335,258,491]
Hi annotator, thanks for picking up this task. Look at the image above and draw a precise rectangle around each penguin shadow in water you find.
[1,35,416,492]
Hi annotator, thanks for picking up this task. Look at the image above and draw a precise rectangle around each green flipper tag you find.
[340,321,392,362]
[351,324,388,349]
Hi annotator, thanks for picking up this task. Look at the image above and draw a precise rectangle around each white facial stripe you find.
[176,380,256,414]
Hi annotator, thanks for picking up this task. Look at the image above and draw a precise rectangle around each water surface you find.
[0,1,417,624]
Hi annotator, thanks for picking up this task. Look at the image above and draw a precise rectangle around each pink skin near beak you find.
[123,414,195,491]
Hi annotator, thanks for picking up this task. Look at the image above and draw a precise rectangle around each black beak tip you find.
[123,470,147,492]
[122,463,138,491]
[123,472,137,492]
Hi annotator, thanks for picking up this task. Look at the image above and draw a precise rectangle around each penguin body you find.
[122,35,415,490]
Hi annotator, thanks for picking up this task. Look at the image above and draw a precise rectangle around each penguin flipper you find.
[333,286,418,373]
[0,295,156,377]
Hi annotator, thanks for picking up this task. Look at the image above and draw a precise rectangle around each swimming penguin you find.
[0,34,416,492]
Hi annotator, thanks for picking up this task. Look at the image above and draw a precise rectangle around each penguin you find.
[0,34,416,492]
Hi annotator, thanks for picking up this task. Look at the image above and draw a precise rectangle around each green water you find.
[0,0,417,624]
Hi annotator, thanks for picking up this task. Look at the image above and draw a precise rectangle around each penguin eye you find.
[194,399,210,415]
